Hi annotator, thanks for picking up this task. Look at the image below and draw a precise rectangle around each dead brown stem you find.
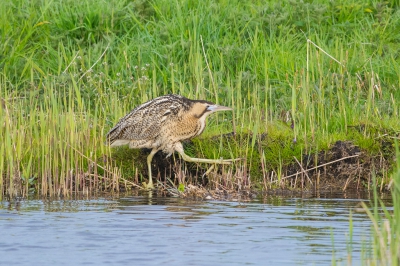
[277,154,360,182]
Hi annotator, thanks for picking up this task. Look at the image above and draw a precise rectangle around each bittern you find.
[106,94,240,189]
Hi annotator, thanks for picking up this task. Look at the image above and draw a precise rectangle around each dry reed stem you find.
[63,51,80,74]
[78,43,110,81]
[304,35,344,67]
[294,156,313,185]
[277,154,360,182]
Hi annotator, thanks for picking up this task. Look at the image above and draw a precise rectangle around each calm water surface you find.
[0,192,391,265]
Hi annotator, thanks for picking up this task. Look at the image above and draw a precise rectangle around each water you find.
[0,192,390,265]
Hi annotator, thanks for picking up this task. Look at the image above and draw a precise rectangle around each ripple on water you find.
[0,192,391,265]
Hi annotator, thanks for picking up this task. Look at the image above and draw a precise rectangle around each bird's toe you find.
[142,181,155,190]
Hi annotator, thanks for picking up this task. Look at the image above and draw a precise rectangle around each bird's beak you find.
[207,105,233,113]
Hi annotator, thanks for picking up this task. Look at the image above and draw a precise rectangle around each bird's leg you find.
[143,148,158,190]
[177,149,241,165]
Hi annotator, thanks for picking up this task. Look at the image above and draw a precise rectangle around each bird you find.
[106,94,240,189]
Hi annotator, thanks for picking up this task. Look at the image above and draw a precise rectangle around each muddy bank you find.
[110,134,395,198]
[285,140,393,191]
[6,136,392,200]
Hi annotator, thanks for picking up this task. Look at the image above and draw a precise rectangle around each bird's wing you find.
[106,100,179,143]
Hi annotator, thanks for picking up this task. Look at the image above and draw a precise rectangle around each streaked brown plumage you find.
[106,94,239,189]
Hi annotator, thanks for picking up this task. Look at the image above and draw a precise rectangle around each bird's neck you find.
[195,113,209,136]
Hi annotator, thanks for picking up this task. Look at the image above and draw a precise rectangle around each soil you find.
[110,136,395,199]
[285,140,393,191]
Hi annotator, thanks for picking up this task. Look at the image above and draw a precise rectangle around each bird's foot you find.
[202,158,244,177]
[142,180,154,190]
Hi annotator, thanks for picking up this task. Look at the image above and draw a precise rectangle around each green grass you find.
[1,0,400,197]
[342,144,400,265]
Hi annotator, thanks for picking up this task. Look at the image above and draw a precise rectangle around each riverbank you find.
[109,133,395,198]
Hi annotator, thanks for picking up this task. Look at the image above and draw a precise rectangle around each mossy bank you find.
[109,123,396,196]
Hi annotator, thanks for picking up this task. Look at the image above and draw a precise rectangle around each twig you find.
[343,176,354,191]
[275,154,360,182]
[78,43,110,81]
[294,156,313,185]
[301,30,344,68]
[307,38,344,67]
[63,51,80,74]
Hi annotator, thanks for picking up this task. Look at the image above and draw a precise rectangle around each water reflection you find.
[0,191,392,265]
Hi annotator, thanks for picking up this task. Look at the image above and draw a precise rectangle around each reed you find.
[1,0,400,197]
[358,144,400,265]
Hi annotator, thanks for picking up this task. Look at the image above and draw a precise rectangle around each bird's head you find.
[191,101,233,119]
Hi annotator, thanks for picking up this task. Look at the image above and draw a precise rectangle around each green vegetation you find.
[364,144,400,265]
[343,145,400,265]
[1,0,400,197]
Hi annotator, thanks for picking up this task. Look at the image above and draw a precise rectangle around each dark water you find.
[0,191,391,265]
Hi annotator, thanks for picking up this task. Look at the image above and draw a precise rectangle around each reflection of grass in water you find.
[1,0,400,197]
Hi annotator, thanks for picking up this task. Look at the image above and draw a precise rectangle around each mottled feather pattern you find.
[106,94,196,147]
[106,94,237,188]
